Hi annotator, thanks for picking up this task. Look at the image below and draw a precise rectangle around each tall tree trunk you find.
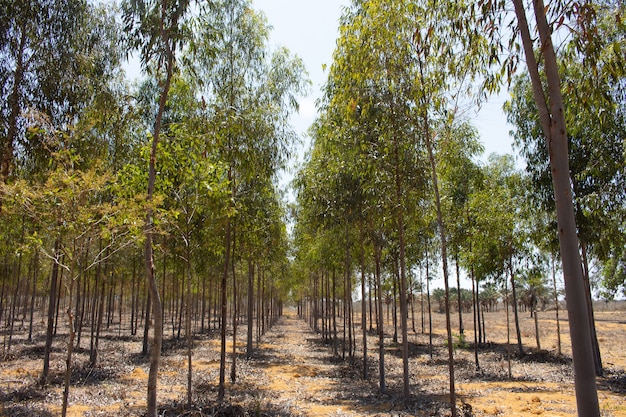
[551,256,562,355]
[7,251,23,352]
[420,57,456,415]
[90,265,106,367]
[186,240,193,410]
[230,225,238,383]
[142,291,151,357]
[28,250,39,343]
[426,245,433,359]
[61,261,76,417]
[144,16,176,413]
[218,217,232,401]
[246,259,254,358]
[332,269,338,357]
[533,298,541,351]
[470,266,479,370]
[359,227,368,379]
[374,236,385,393]
[504,278,512,379]
[42,238,61,385]
[455,254,463,336]
[580,239,602,375]
[508,257,524,357]
[512,0,600,413]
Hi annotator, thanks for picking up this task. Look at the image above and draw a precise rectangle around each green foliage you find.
[504,1,626,297]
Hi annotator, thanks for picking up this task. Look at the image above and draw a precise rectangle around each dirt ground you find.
[0,303,625,416]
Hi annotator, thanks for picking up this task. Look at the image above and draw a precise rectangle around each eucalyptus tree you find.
[0,0,123,183]
[155,78,229,407]
[122,0,194,413]
[482,0,626,412]
[192,0,307,399]
[326,0,431,400]
[468,154,527,357]
[239,179,286,358]
[411,2,504,412]
[436,121,484,366]
[505,15,625,374]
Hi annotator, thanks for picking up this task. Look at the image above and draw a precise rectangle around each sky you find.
[252,0,518,181]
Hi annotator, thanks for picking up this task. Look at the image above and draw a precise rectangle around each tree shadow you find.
[43,360,121,386]
[153,398,299,417]
[598,368,626,395]
[0,404,54,417]
[0,381,47,403]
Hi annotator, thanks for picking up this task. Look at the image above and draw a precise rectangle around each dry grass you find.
[0,303,624,416]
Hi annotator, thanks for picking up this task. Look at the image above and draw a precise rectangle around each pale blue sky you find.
[253,0,517,173]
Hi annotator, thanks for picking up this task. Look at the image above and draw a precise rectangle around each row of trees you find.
[1,0,307,415]
[291,0,624,416]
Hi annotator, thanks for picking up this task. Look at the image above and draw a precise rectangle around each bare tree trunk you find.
[218,217,231,401]
[509,258,524,357]
[455,254,463,336]
[374,237,385,393]
[186,242,193,410]
[420,58,456,415]
[471,266,479,370]
[426,246,433,359]
[332,269,338,357]
[230,226,238,383]
[144,18,175,414]
[61,265,76,417]
[41,238,61,385]
[551,255,562,355]
[246,259,254,358]
[504,278,512,379]
[359,228,368,379]
[512,0,600,413]
[580,239,602,375]
[28,250,39,343]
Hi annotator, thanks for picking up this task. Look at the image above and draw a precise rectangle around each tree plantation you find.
[0,0,624,416]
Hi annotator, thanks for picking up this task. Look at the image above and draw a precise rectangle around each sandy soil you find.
[0,304,624,416]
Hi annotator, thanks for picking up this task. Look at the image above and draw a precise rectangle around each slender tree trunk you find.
[580,239,602,375]
[7,251,23,352]
[455,254,463,336]
[508,257,524,357]
[471,267,479,370]
[533,300,541,351]
[186,241,193,410]
[61,267,76,417]
[420,57,455,414]
[246,259,254,358]
[512,0,600,413]
[230,225,238,383]
[142,291,151,357]
[91,256,107,367]
[41,238,61,385]
[551,256,562,355]
[359,227,368,379]
[392,263,398,344]
[218,217,231,401]
[28,250,38,343]
[374,237,385,393]
[54,259,63,335]
[332,269,338,357]
[504,278,512,379]
[426,246,433,359]
[144,18,176,413]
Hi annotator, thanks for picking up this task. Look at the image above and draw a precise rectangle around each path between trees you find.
[245,309,391,416]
